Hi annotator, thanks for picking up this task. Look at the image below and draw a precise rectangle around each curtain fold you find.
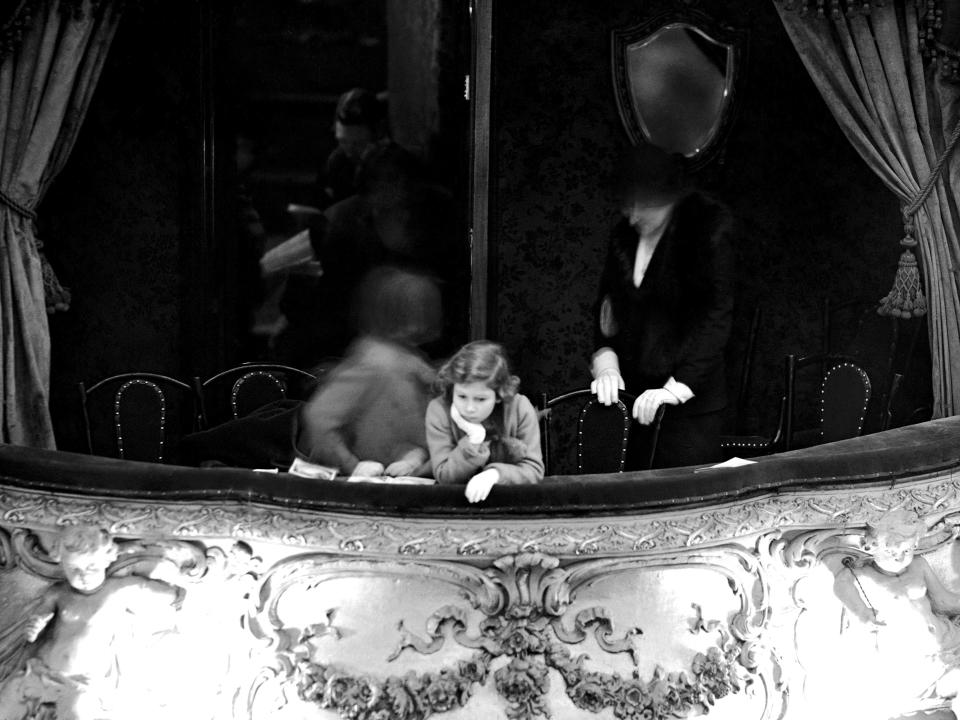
[0,0,120,447]
[776,1,960,419]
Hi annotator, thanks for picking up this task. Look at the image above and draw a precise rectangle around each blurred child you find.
[293,266,440,479]
[426,341,543,502]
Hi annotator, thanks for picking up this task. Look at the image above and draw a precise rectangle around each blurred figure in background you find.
[318,87,387,208]
[269,140,467,368]
[292,266,442,479]
[175,266,441,477]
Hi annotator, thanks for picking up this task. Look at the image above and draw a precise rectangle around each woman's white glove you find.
[465,468,500,503]
[591,369,625,405]
[450,404,486,445]
[632,388,679,425]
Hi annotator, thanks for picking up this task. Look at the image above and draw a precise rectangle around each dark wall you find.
[40,0,916,453]
[42,3,206,453]
[489,0,904,434]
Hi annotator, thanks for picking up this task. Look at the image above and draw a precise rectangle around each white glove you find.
[590,369,625,405]
[465,468,500,503]
[632,388,679,425]
[351,460,385,478]
[450,404,486,444]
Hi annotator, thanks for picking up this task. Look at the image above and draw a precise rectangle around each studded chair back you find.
[78,373,198,463]
[540,389,660,475]
[783,353,871,451]
[194,363,320,430]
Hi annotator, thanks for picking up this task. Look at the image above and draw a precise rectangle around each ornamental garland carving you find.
[0,469,957,558]
[251,551,774,719]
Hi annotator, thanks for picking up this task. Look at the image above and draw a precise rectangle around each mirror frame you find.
[469,0,493,341]
[611,8,747,170]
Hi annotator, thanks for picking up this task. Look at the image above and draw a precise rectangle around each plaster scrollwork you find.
[250,549,779,720]
[0,523,262,590]
[0,471,957,557]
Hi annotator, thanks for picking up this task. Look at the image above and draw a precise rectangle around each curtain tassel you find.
[40,252,71,314]
[878,218,926,318]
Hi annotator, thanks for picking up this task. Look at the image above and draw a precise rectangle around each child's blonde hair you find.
[436,341,520,400]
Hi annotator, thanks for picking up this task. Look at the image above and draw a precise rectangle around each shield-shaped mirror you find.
[612,11,745,166]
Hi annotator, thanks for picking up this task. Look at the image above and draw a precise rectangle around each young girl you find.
[425,341,543,502]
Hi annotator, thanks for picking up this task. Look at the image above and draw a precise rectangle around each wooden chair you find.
[78,373,199,463]
[719,396,786,459]
[193,362,319,430]
[782,353,872,451]
[821,297,878,356]
[722,351,871,456]
[539,389,664,475]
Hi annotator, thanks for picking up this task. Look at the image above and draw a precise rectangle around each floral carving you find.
[288,631,493,720]
[269,552,753,720]
[495,658,550,719]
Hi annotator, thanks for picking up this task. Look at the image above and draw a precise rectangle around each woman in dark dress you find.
[590,145,735,469]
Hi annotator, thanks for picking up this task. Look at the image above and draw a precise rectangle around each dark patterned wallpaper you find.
[489,0,906,436]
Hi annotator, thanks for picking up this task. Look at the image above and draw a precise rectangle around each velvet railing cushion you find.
[774,2,960,420]
[0,417,958,518]
[0,0,120,447]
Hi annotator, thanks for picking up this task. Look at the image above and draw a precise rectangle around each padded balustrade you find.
[0,419,959,719]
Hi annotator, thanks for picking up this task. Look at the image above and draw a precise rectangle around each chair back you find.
[783,353,871,450]
[194,363,319,430]
[541,389,661,475]
[820,362,872,444]
[78,373,198,463]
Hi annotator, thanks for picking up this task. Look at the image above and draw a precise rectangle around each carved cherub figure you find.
[834,509,960,716]
[0,524,183,720]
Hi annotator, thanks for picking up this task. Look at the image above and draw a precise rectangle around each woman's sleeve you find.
[425,400,490,484]
[593,240,623,356]
[486,395,544,485]
[672,226,734,392]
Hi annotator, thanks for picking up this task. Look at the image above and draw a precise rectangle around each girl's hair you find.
[436,341,520,400]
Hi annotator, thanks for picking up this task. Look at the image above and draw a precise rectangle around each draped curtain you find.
[775,1,960,419]
[0,0,120,447]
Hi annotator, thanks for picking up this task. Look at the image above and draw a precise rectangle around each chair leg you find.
[77,382,94,455]
[540,392,551,476]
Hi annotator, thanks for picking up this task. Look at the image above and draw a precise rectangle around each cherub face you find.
[61,547,114,592]
[871,533,918,574]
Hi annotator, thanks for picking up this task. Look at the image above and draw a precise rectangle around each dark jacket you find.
[594,191,734,416]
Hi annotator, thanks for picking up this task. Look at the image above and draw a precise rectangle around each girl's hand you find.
[450,404,486,445]
[351,460,385,478]
[384,459,417,477]
[465,468,500,503]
